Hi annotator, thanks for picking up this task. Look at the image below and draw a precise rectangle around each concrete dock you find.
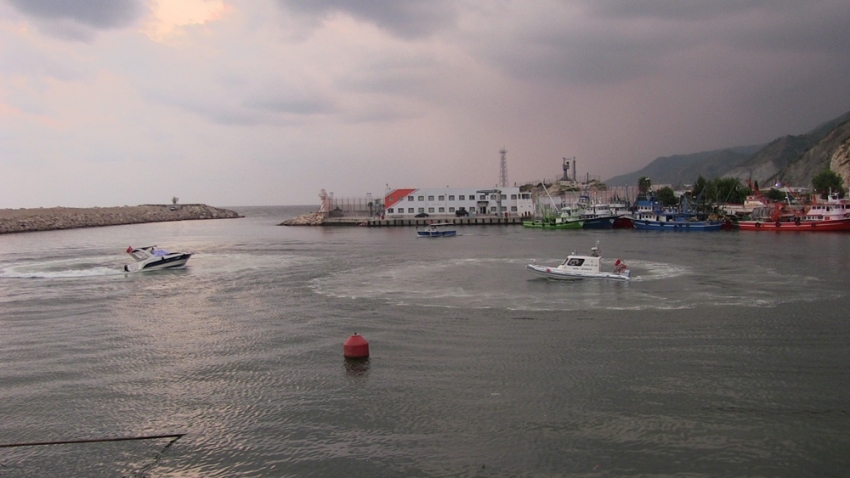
[322,216,526,227]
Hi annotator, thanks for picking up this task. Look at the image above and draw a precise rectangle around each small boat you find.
[124,245,192,272]
[526,242,631,281]
[417,223,457,237]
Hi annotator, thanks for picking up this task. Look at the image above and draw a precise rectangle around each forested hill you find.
[604,146,762,187]
[605,109,850,188]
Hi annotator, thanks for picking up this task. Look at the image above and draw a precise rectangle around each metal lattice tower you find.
[499,148,508,187]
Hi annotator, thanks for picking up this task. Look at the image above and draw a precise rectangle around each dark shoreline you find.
[0,204,241,234]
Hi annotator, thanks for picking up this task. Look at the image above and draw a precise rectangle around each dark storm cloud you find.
[590,0,850,50]
[274,0,457,39]
[6,0,144,29]
[478,0,850,85]
[588,0,776,21]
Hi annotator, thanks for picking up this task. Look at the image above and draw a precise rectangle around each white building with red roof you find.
[383,187,534,218]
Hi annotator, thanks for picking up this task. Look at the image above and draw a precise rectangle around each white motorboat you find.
[526,242,630,281]
[124,245,192,272]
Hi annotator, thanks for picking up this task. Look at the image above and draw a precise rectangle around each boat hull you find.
[612,217,634,229]
[417,230,457,237]
[633,220,724,231]
[125,253,192,272]
[526,264,630,281]
[738,218,850,232]
[580,216,616,229]
[522,220,583,229]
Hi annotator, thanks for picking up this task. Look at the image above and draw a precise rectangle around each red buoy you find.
[343,333,370,359]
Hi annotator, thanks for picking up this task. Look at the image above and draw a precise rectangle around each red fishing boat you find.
[738,191,850,232]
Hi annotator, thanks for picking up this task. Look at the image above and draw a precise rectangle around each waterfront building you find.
[383,187,534,218]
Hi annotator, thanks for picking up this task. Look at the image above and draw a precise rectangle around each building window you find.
[418,208,425,213]
[387,208,394,213]
[428,207,435,213]
[438,207,445,213]
[408,196,414,201]
[511,206,517,212]
[449,207,455,212]
[438,195,445,201]
[490,206,497,212]
[448,195,455,201]
[428,195,434,201]
[521,193,530,199]
[491,195,497,200]
[408,208,415,213]
[480,195,486,200]
[510,194,517,199]
[459,195,465,200]
[418,196,424,201]
[500,194,507,200]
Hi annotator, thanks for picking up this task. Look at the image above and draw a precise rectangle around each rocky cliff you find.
[607,109,850,189]
[778,120,850,187]
[830,137,850,188]
[0,204,241,234]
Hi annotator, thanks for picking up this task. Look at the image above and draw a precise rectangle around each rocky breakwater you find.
[0,204,241,234]
[279,211,325,226]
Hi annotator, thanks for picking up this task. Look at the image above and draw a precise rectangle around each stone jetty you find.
[279,211,325,226]
[0,204,241,234]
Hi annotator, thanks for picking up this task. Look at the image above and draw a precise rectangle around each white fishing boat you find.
[526,242,630,281]
[123,245,192,272]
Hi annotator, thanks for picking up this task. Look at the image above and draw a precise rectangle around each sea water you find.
[1,206,849,477]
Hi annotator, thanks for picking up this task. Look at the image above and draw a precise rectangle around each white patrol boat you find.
[124,245,192,272]
[526,242,630,281]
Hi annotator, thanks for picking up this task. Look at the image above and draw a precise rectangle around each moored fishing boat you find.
[523,204,584,229]
[738,191,850,231]
[632,213,728,231]
[632,194,730,231]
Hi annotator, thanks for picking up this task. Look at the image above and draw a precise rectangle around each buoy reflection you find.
[344,357,370,377]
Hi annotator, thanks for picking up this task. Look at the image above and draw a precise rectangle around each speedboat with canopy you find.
[124,245,192,272]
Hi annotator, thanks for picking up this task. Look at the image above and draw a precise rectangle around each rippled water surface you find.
[1,206,849,477]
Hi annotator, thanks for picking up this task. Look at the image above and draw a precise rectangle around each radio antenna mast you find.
[499,147,508,187]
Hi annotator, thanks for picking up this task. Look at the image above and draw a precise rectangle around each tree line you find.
[637,169,845,208]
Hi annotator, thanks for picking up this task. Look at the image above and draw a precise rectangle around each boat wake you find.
[0,251,313,280]
[625,260,689,282]
[310,256,841,311]
[0,256,128,279]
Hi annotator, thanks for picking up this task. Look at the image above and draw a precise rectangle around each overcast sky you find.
[2,0,849,208]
